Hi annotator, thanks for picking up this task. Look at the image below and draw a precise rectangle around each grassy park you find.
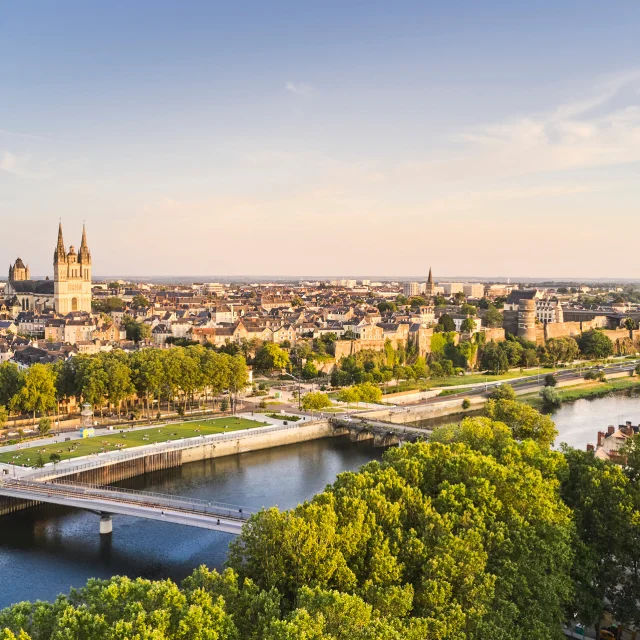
[0,417,267,468]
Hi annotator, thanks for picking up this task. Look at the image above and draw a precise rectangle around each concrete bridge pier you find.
[99,514,113,535]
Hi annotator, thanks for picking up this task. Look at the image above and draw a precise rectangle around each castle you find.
[4,223,92,314]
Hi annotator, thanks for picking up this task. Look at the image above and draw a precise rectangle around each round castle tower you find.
[517,299,537,342]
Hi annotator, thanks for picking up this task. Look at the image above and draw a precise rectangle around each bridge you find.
[0,478,250,535]
[330,417,428,446]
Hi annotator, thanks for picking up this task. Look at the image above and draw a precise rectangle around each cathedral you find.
[4,223,92,314]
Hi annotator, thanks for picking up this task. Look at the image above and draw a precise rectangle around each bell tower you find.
[54,222,93,314]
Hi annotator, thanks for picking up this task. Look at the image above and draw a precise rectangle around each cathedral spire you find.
[79,222,91,264]
[427,267,433,284]
[57,221,65,252]
[54,221,66,264]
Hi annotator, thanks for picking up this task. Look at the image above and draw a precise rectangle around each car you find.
[599,630,615,639]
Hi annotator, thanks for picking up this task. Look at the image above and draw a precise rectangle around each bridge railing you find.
[24,419,325,481]
[2,477,254,520]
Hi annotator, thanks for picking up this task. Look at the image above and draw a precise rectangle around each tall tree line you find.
[0,346,248,426]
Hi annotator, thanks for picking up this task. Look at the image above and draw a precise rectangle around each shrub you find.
[488,384,516,401]
[540,386,562,408]
[544,374,557,387]
[462,398,471,410]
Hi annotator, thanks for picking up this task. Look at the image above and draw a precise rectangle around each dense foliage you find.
[0,346,248,421]
[4,400,640,637]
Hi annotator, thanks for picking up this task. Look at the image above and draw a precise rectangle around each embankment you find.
[0,421,335,516]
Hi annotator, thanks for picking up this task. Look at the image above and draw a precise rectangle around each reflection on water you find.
[409,390,640,451]
[551,391,640,450]
[0,437,382,609]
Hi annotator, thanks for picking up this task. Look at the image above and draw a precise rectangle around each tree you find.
[578,330,613,359]
[377,301,396,313]
[460,317,476,333]
[229,431,574,639]
[480,342,509,374]
[301,361,319,380]
[488,383,516,401]
[49,452,61,466]
[460,303,477,316]
[336,386,359,410]
[0,405,7,430]
[636,363,640,376]
[38,417,52,437]
[101,353,134,418]
[12,364,57,425]
[436,314,455,332]
[91,296,125,313]
[485,398,557,447]
[544,373,557,387]
[560,449,640,636]
[121,316,151,343]
[623,317,637,330]
[483,304,503,328]
[301,392,332,413]
[255,343,290,373]
[0,362,23,409]
[354,381,382,404]
[131,293,150,308]
[291,295,304,307]
[539,386,562,408]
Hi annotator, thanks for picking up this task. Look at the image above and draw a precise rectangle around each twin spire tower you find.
[53,222,92,313]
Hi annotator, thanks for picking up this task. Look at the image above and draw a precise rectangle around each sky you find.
[1,1,640,279]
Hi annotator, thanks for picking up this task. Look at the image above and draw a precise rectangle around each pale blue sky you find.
[1,1,640,278]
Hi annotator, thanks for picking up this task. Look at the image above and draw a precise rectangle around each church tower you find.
[424,267,434,298]
[53,222,92,314]
[8,258,30,282]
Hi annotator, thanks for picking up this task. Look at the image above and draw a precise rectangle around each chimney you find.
[598,432,605,447]
[608,425,615,436]
[586,444,595,452]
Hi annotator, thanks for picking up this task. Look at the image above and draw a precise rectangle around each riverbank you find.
[520,377,640,410]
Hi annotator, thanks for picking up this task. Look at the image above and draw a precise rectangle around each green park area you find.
[383,367,562,394]
[0,417,267,468]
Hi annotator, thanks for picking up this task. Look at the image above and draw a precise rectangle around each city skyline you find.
[2,2,640,277]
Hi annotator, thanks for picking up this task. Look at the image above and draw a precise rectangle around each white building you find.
[463,283,484,298]
[441,282,464,295]
[403,281,421,297]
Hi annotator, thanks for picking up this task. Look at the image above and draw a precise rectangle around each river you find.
[2,392,640,609]
[0,437,382,609]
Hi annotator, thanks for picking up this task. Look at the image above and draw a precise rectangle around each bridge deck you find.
[0,479,248,534]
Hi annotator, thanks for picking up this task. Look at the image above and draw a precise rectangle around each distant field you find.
[0,417,267,468]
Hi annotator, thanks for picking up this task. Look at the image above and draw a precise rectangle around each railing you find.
[0,478,253,520]
[24,418,326,481]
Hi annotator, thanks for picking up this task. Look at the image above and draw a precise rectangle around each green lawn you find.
[520,377,640,409]
[382,367,561,394]
[0,417,267,468]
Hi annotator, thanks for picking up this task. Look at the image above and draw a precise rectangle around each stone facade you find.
[53,223,92,314]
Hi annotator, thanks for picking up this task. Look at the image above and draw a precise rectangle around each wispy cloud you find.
[285,81,317,97]
[0,129,50,141]
[449,70,640,178]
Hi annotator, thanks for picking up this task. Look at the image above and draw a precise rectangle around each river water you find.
[0,438,382,609]
[2,392,640,609]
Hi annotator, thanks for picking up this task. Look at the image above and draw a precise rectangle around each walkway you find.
[0,478,249,534]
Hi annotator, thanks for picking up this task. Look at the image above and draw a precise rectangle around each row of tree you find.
[0,345,249,426]
[479,330,615,373]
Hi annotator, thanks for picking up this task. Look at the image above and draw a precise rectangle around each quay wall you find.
[0,421,335,515]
